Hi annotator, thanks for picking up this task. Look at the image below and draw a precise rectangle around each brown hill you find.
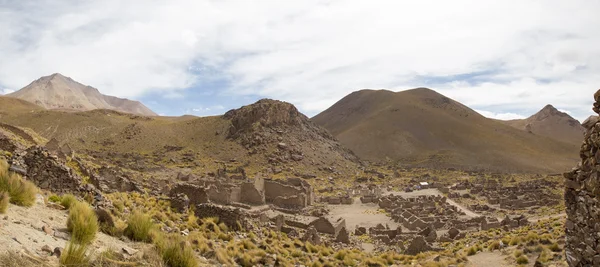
[7,73,157,116]
[312,88,579,173]
[501,104,584,145]
[0,98,361,185]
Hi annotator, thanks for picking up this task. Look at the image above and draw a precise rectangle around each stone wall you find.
[264,179,303,203]
[170,183,209,206]
[240,181,265,205]
[22,146,83,193]
[194,204,249,230]
[207,185,232,205]
[93,166,142,193]
[564,90,600,266]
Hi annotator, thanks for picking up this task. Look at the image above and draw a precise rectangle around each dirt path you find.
[0,194,138,264]
[468,251,510,267]
[529,213,566,222]
[445,197,481,218]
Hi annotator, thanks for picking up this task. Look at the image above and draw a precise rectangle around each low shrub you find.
[549,242,561,252]
[124,211,154,242]
[0,171,37,207]
[48,194,61,203]
[60,194,77,210]
[516,255,529,264]
[155,234,198,267]
[488,240,501,251]
[67,201,98,245]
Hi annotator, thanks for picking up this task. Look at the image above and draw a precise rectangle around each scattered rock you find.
[54,230,70,240]
[302,226,321,245]
[53,247,62,258]
[122,247,138,256]
[41,245,53,254]
[42,225,54,235]
[335,227,350,244]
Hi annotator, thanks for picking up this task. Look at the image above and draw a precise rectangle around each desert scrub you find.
[154,234,198,267]
[60,194,77,209]
[67,201,98,245]
[60,242,90,267]
[0,251,46,267]
[516,255,529,264]
[48,194,61,203]
[124,211,155,242]
[0,169,37,207]
[488,240,501,251]
[549,242,561,252]
[0,192,8,214]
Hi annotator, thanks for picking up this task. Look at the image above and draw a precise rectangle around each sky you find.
[0,0,598,121]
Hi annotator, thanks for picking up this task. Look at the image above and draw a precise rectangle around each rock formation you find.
[564,89,600,266]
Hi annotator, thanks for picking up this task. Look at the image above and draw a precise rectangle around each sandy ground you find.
[467,251,511,267]
[327,199,401,231]
[0,194,137,265]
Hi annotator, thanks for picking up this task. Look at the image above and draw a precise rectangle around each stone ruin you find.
[448,178,560,212]
[564,89,600,266]
[6,146,111,208]
[169,176,314,212]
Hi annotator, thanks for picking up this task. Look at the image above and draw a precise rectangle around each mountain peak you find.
[531,104,567,120]
[7,74,157,116]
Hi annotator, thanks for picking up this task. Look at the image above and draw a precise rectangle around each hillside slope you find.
[501,105,583,145]
[0,98,361,182]
[7,73,156,116]
[312,88,579,173]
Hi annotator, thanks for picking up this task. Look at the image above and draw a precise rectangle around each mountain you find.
[501,104,584,145]
[312,88,579,173]
[7,73,156,116]
[0,98,361,185]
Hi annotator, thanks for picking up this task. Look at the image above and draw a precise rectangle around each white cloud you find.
[475,110,526,120]
[0,88,15,95]
[0,0,598,121]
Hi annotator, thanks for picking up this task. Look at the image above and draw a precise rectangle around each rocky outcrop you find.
[222,99,360,164]
[564,89,600,266]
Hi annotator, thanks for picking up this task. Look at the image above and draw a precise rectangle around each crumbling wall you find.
[194,204,249,230]
[170,183,209,205]
[93,166,141,193]
[264,179,303,202]
[240,181,265,205]
[564,90,600,266]
[273,193,306,209]
[22,146,82,192]
[207,185,232,205]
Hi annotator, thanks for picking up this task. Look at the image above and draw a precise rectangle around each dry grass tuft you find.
[0,161,37,207]
[124,211,154,242]
[67,201,99,245]
[0,192,9,214]
[60,242,90,267]
[60,194,77,210]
